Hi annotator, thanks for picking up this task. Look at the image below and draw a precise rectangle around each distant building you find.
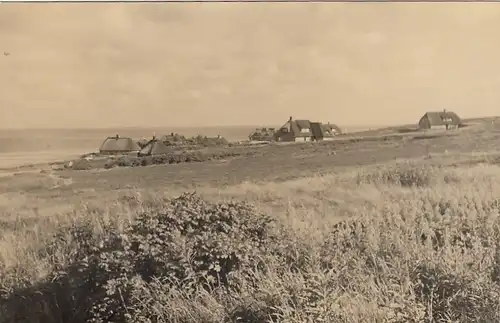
[275,117,314,142]
[311,122,342,141]
[418,110,461,130]
[248,127,276,142]
[324,123,342,136]
[275,117,342,142]
[138,138,170,157]
[99,135,140,154]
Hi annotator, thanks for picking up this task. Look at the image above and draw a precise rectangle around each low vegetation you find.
[185,135,229,147]
[103,149,257,169]
[159,134,229,148]
[67,147,260,171]
[2,159,500,322]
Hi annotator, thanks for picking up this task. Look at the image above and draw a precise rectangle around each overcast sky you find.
[1,3,500,128]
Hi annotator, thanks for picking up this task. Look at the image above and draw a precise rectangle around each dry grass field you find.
[1,119,500,322]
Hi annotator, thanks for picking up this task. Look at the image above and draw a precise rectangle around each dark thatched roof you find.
[422,111,461,126]
[138,139,170,156]
[99,136,140,153]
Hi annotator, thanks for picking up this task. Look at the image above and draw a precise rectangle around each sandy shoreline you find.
[0,150,87,171]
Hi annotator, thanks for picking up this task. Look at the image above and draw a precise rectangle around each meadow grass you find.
[1,159,500,322]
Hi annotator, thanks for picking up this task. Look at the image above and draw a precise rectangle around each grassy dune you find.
[1,158,500,322]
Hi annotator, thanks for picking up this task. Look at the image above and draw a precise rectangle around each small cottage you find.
[99,135,140,154]
[418,110,461,130]
[275,117,314,142]
[138,138,171,156]
[311,122,342,141]
[324,123,342,136]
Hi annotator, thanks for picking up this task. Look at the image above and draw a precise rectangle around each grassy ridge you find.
[70,146,264,171]
[1,161,500,322]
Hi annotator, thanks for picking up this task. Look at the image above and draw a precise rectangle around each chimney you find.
[443,109,446,114]
[289,116,293,121]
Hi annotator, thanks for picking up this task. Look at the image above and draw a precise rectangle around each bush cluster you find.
[66,158,93,171]
[355,162,457,187]
[0,193,278,323]
[158,134,229,148]
[103,150,254,169]
[184,135,229,147]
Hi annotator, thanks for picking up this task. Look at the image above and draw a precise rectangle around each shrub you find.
[185,135,229,147]
[69,159,93,171]
[100,149,257,170]
[0,193,277,323]
[356,162,443,187]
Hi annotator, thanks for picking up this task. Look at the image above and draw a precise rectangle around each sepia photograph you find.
[1,2,500,322]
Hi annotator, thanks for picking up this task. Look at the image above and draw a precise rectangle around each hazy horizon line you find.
[1,114,495,132]
[0,123,395,131]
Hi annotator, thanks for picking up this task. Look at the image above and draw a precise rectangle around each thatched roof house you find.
[418,110,461,130]
[138,139,170,157]
[310,123,338,141]
[275,117,342,142]
[275,117,314,142]
[311,122,342,140]
[99,135,140,154]
[324,123,342,135]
